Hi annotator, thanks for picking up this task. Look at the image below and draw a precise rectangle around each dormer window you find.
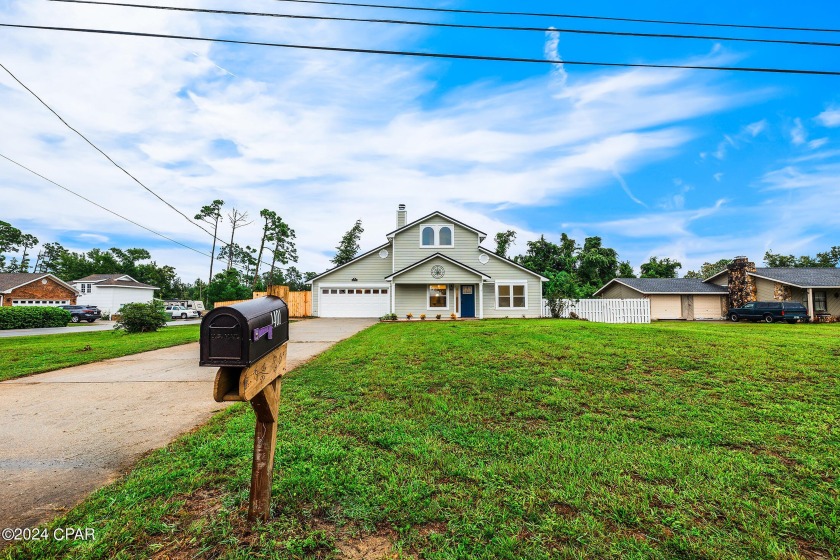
[419,224,455,248]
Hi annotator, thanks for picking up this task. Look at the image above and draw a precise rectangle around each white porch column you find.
[808,288,815,321]
[391,282,396,314]
[478,282,484,319]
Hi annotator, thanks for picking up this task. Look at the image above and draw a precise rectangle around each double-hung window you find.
[496,283,527,309]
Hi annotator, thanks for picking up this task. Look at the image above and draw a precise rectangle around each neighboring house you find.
[593,278,728,320]
[0,273,78,307]
[705,257,840,321]
[71,274,159,315]
[308,205,547,318]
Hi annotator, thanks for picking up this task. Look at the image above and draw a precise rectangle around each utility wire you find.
[49,0,840,49]
[0,61,216,239]
[0,152,212,257]
[265,0,840,34]
[2,23,839,75]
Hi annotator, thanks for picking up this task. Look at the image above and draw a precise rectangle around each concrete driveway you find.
[0,318,376,531]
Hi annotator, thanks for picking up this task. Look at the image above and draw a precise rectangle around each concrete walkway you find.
[0,318,375,531]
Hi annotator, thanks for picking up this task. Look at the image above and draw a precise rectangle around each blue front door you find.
[461,285,475,318]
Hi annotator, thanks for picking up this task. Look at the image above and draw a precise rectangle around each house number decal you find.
[431,265,445,279]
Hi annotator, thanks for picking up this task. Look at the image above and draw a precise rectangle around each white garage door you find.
[319,287,391,317]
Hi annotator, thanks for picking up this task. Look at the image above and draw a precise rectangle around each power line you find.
[265,0,840,35]
[2,23,839,76]
[0,61,216,239]
[49,0,840,49]
[0,152,212,257]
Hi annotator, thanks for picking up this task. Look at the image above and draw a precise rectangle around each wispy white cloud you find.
[790,118,807,146]
[816,106,840,128]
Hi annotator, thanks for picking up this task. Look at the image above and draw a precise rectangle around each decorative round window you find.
[41,279,48,284]
[379,249,389,258]
[431,265,445,279]
[478,254,490,264]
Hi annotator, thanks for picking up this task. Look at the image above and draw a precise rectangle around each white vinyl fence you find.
[541,298,651,324]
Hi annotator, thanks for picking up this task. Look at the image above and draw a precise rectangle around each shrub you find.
[0,306,71,329]
[406,313,413,320]
[420,314,426,320]
[436,314,441,320]
[114,301,168,333]
[450,313,456,320]
[379,313,397,322]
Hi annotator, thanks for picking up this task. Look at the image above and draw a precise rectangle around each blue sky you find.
[0,0,839,281]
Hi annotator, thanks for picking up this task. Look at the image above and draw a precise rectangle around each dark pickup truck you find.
[58,305,102,323]
[728,301,810,324]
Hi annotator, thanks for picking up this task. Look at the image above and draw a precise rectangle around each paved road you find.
[0,318,376,530]
[0,319,203,338]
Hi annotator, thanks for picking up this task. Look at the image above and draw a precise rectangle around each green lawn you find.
[4,320,839,559]
[0,325,200,381]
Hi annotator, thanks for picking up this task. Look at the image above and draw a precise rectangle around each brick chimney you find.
[396,204,407,228]
[727,256,757,309]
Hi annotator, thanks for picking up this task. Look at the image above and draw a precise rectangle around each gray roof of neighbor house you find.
[595,277,729,296]
[0,273,79,294]
[751,267,840,288]
[72,274,158,290]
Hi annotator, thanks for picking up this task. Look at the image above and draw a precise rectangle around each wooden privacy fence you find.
[541,298,651,324]
[214,287,312,318]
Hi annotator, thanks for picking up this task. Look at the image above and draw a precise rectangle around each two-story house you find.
[308,205,546,318]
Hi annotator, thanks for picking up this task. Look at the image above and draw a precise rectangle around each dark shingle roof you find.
[607,278,729,295]
[72,273,130,283]
[752,268,840,287]
[0,273,78,293]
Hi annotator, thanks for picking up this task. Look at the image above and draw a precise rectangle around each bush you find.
[0,306,71,329]
[379,313,397,321]
[114,301,168,333]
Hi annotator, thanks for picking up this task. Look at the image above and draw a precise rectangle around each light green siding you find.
[392,218,483,271]
[394,284,453,317]
[394,256,483,284]
[482,280,543,318]
[311,245,392,315]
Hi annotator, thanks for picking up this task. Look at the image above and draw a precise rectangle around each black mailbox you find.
[200,297,289,368]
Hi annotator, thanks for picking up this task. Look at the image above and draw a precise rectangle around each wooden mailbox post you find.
[200,293,290,522]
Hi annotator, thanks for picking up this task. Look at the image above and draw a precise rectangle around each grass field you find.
[4,320,839,559]
[0,325,200,381]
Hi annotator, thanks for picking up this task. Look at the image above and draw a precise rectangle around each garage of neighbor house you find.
[594,278,729,320]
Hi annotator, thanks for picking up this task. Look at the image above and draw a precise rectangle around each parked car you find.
[165,305,200,320]
[58,305,102,323]
[728,301,810,323]
[162,299,206,316]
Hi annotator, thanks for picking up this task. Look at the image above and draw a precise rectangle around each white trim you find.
[317,282,390,288]
[479,282,484,319]
[476,248,549,281]
[391,282,396,314]
[495,280,529,310]
[385,210,487,240]
[94,285,157,290]
[418,223,455,249]
[426,283,449,311]
[386,253,490,280]
[307,242,391,283]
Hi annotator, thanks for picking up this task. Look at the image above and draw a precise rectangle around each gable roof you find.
[73,273,134,283]
[385,253,491,280]
[750,267,840,288]
[71,273,158,290]
[703,267,840,288]
[0,273,79,294]
[385,211,487,241]
[306,242,391,283]
[594,277,729,297]
[477,247,549,281]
